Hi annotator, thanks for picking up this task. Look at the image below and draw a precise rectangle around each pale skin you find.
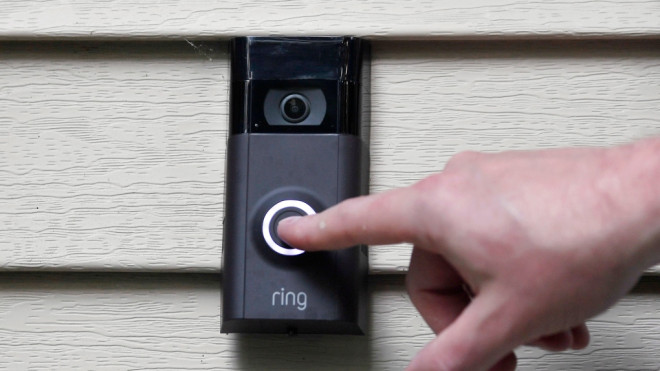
[278,138,660,371]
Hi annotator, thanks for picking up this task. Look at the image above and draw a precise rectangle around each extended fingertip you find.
[276,216,303,244]
[571,324,590,350]
[278,215,302,228]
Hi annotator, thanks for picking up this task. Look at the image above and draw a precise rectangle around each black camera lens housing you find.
[261,86,329,129]
[281,94,311,123]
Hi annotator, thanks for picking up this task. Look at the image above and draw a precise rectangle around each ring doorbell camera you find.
[280,94,310,123]
[221,37,370,334]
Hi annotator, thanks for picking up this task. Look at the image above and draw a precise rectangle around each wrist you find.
[607,137,660,270]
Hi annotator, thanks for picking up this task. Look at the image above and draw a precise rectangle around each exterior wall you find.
[0,274,658,370]
[2,40,659,274]
[0,1,658,369]
[2,0,659,39]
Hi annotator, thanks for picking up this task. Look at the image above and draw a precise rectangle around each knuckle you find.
[445,150,483,170]
[404,273,416,295]
[329,200,362,245]
[413,171,460,201]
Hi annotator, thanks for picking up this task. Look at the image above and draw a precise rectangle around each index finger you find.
[277,185,424,251]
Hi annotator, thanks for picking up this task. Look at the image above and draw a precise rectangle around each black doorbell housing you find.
[221,37,370,334]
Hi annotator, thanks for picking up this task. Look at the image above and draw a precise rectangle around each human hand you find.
[278,142,660,370]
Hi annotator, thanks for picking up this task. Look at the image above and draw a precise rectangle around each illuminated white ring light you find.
[262,200,316,256]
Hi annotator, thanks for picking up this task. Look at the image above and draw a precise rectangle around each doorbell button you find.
[262,200,316,256]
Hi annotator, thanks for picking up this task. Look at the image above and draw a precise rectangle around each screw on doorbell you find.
[262,200,315,256]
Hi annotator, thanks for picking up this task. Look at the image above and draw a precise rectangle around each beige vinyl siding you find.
[0,274,657,370]
[1,1,659,369]
[1,40,659,274]
[1,1,659,40]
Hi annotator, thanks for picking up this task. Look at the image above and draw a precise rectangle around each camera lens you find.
[280,94,311,123]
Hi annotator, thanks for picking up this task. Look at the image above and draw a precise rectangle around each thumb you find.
[407,290,523,371]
